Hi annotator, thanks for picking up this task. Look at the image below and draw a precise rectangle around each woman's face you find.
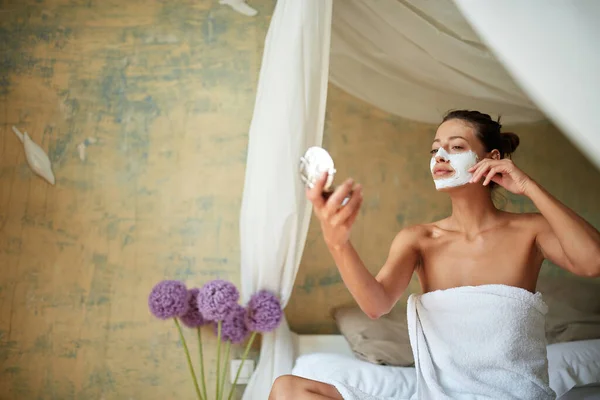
[430,119,486,187]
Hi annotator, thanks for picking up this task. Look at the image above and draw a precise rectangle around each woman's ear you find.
[489,149,501,160]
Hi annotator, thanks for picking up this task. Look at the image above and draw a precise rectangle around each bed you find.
[291,334,600,399]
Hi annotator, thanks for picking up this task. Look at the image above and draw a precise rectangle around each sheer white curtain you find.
[329,0,544,124]
[238,0,332,399]
[453,0,600,169]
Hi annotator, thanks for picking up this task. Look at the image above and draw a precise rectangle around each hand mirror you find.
[299,146,351,204]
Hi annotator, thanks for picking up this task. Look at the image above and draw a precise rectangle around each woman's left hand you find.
[468,159,533,195]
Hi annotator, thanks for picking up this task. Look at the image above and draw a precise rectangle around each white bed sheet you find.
[291,335,600,398]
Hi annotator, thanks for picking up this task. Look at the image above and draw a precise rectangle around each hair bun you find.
[500,132,520,156]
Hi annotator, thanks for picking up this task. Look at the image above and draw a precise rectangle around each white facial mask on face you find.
[430,147,478,190]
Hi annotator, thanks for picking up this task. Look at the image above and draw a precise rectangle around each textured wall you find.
[1,0,599,398]
[286,85,600,334]
[0,0,274,398]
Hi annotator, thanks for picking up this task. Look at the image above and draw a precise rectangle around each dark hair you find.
[442,110,520,159]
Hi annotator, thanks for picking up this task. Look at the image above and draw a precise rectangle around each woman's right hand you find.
[306,172,363,250]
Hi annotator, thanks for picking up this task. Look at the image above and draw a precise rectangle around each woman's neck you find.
[448,186,499,236]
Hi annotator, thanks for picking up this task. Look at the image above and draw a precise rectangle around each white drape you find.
[238,0,332,399]
[329,0,544,125]
[453,0,600,169]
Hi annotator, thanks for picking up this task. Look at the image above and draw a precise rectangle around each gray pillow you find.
[537,275,600,344]
[333,305,414,367]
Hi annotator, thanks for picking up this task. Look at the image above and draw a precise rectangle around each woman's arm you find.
[470,158,600,277]
[328,228,419,319]
[526,181,600,277]
[307,173,418,319]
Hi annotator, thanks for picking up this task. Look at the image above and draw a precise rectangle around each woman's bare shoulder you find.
[501,211,545,224]
[421,217,452,232]
[389,224,433,254]
[501,211,548,233]
[397,220,443,241]
[393,223,431,239]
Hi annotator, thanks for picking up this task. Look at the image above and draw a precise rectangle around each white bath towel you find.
[407,284,556,400]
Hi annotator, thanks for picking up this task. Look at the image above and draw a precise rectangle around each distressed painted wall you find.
[1,0,599,398]
[286,85,600,334]
[0,0,275,398]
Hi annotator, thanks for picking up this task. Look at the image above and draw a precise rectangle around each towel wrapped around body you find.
[407,284,556,400]
[330,284,556,400]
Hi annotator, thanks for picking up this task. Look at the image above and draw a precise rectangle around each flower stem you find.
[227,331,257,400]
[219,341,231,400]
[197,327,208,400]
[174,318,203,400]
[216,320,222,400]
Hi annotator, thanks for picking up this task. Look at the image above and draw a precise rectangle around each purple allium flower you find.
[216,304,249,344]
[180,288,207,328]
[148,280,189,319]
[245,290,283,333]
[197,280,240,321]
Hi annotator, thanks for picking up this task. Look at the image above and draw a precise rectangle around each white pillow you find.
[547,339,600,397]
[292,353,416,398]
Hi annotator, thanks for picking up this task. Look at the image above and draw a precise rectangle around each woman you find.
[269,110,600,400]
